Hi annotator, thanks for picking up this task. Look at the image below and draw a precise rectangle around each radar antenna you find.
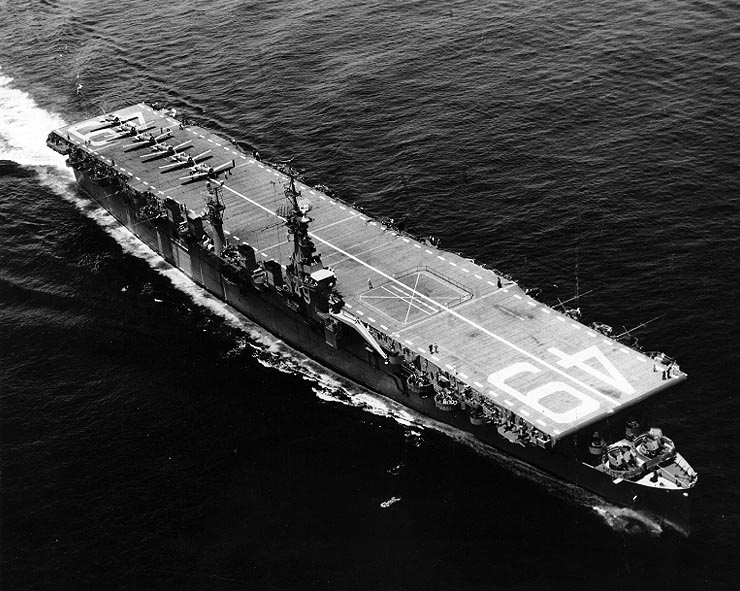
[614,314,665,349]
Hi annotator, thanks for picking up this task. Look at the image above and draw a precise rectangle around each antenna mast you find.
[203,181,227,253]
[281,163,321,282]
[575,247,580,309]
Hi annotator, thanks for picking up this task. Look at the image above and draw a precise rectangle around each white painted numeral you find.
[487,362,599,424]
[548,345,635,395]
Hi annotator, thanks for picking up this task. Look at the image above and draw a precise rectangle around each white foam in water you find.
[380,496,401,508]
[592,505,663,537]
[0,73,69,169]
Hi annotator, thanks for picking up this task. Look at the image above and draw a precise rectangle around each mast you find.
[280,163,337,315]
[283,167,322,281]
[575,247,580,311]
[204,181,227,253]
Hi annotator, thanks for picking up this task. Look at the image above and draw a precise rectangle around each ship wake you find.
[0,73,69,169]
[0,74,666,539]
[592,505,663,537]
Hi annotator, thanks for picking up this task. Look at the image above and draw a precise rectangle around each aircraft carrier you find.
[47,104,698,534]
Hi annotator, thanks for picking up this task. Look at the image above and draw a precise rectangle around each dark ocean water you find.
[2,1,740,589]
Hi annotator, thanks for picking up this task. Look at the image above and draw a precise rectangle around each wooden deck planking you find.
[54,103,686,439]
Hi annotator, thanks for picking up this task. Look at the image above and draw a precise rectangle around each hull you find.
[73,169,693,534]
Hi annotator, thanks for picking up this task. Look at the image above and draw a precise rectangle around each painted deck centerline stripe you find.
[217,182,625,407]
[312,216,356,232]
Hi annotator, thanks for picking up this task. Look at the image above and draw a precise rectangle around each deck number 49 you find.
[487,345,634,425]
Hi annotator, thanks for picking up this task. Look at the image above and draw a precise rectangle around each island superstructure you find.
[47,104,697,534]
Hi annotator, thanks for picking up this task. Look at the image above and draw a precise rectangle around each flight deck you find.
[51,104,686,440]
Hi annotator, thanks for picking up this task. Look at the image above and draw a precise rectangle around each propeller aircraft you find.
[88,113,139,133]
[179,159,236,184]
[139,140,193,162]
[122,130,174,151]
[159,150,212,173]
[105,120,157,142]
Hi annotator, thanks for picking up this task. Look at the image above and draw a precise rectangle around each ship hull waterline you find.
[69,168,693,536]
